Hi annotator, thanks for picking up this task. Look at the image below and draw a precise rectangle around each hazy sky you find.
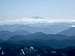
[0,0,75,17]
[0,0,75,25]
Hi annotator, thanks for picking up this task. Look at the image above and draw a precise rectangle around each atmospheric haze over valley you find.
[0,0,75,56]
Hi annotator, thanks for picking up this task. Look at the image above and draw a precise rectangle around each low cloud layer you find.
[0,16,75,25]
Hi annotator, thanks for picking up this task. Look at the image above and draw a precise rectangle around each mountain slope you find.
[0,24,70,34]
[0,30,31,40]
[7,32,68,42]
[58,27,75,36]
[5,32,75,48]
[0,31,13,40]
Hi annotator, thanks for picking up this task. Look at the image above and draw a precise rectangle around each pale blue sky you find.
[0,0,75,17]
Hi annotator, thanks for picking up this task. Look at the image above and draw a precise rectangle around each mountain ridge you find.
[58,27,75,36]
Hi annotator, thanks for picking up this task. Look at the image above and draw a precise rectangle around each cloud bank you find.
[0,16,75,25]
